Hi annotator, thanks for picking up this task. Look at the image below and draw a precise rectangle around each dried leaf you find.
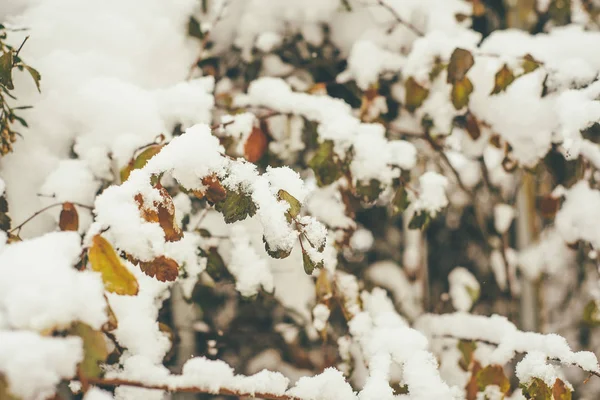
[521,377,552,400]
[476,365,510,393]
[308,140,343,187]
[522,54,541,75]
[405,77,429,113]
[244,125,268,163]
[466,361,482,400]
[491,64,515,95]
[71,322,108,379]
[24,65,41,93]
[59,202,79,231]
[465,112,481,140]
[552,379,572,400]
[0,374,18,400]
[447,48,474,84]
[278,189,301,219]
[451,77,473,110]
[88,235,139,296]
[537,195,560,219]
[194,174,227,203]
[135,186,183,242]
[138,256,179,282]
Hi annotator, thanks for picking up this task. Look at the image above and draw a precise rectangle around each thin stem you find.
[15,36,29,58]
[9,201,93,234]
[86,377,301,400]
[375,0,424,37]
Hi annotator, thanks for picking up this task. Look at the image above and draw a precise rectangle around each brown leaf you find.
[139,256,179,282]
[465,361,482,400]
[135,186,183,242]
[59,202,79,231]
[88,235,139,296]
[244,125,268,163]
[537,195,560,219]
[405,77,430,113]
[465,112,481,140]
[451,77,474,110]
[447,48,475,84]
[194,174,227,203]
[552,378,572,400]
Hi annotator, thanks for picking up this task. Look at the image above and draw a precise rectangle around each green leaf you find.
[392,186,410,215]
[308,140,343,187]
[278,189,301,219]
[356,179,382,203]
[548,0,571,26]
[457,340,477,371]
[302,251,323,275]
[466,285,480,304]
[522,54,541,75]
[451,77,473,110]
[0,51,14,90]
[188,16,204,40]
[476,365,510,394]
[24,65,41,93]
[0,195,11,231]
[71,322,109,379]
[263,236,292,259]
[120,144,164,183]
[405,77,429,113]
[88,235,139,296]
[491,64,515,95]
[202,247,228,281]
[409,210,431,230]
[583,300,600,327]
[447,48,474,84]
[521,377,551,400]
[214,190,257,224]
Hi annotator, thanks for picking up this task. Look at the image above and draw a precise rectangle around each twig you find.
[375,0,424,37]
[423,129,472,195]
[14,35,29,58]
[9,201,93,234]
[86,377,301,400]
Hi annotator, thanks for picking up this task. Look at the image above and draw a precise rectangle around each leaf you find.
[0,374,18,400]
[447,48,474,84]
[356,179,382,203]
[457,340,477,371]
[59,202,79,231]
[302,251,323,275]
[404,77,429,113]
[522,54,541,75]
[521,377,552,400]
[315,268,332,302]
[278,189,301,219]
[138,256,179,282]
[135,186,183,242]
[120,144,164,183]
[214,190,257,224]
[583,300,600,327]
[188,16,204,40]
[552,379,572,400]
[491,64,515,95]
[308,140,343,187]
[71,322,108,379]
[451,77,473,110]
[548,0,571,26]
[264,236,292,259]
[88,235,139,296]
[409,210,431,230]
[0,51,14,90]
[194,174,227,203]
[537,195,560,219]
[429,60,446,81]
[464,111,481,140]
[392,186,410,215]
[103,302,118,332]
[0,195,11,231]
[24,65,41,93]
[476,365,510,394]
[244,125,268,163]
[466,285,480,304]
[466,361,482,400]
[202,247,228,281]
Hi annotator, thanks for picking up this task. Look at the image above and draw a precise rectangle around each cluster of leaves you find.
[0,27,40,155]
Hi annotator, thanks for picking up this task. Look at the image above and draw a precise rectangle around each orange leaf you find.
[194,174,227,203]
[139,256,179,282]
[244,126,268,163]
[134,186,183,242]
[59,202,79,231]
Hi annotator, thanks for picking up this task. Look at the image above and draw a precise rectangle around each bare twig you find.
[9,201,93,234]
[375,0,424,37]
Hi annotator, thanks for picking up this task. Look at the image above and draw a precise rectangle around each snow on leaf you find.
[214,189,257,224]
[521,377,551,400]
[88,235,139,296]
[278,189,301,219]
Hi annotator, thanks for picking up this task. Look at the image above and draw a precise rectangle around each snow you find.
[555,181,600,248]
[414,172,449,216]
[287,367,356,400]
[0,331,83,400]
[448,267,480,312]
[0,232,107,331]
[493,204,515,234]
[228,225,274,297]
[340,40,405,90]
[312,304,330,332]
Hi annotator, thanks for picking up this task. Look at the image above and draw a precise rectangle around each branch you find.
[86,377,301,400]
[375,0,424,37]
[9,201,93,234]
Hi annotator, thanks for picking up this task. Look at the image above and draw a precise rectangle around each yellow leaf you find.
[120,144,164,183]
[491,64,515,95]
[476,365,510,393]
[451,77,473,110]
[88,235,139,296]
[405,77,430,113]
